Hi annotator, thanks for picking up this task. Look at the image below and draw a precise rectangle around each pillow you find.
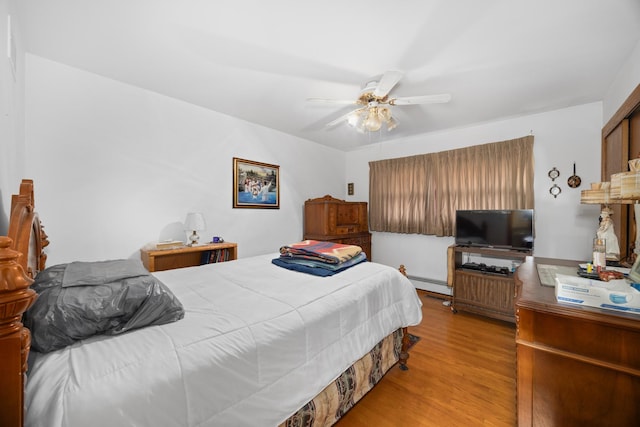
[24,261,184,353]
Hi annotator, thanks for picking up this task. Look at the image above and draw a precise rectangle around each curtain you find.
[369,135,534,236]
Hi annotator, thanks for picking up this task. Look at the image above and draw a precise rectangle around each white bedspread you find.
[25,254,422,427]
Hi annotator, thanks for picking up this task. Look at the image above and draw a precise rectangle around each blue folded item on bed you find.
[272,252,368,276]
[279,240,362,264]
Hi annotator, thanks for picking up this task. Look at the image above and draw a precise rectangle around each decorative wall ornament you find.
[567,163,581,188]
[548,167,561,198]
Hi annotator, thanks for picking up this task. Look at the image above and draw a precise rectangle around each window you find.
[369,135,534,236]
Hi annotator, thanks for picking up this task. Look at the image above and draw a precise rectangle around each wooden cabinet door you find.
[602,119,630,260]
[601,84,640,262]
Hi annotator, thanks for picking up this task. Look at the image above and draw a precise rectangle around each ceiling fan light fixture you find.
[312,70,451,135]
[386,116,398,131]
[347,111,360,127]
[377,107,397,131]
[347,110,368,133]
[364,107,382,132]
[345,106,396,133]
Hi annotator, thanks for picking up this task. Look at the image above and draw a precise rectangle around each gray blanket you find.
[24,260,184,353]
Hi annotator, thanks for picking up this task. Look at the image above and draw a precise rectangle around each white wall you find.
[0,0,26,234]
[15,30,640,276]
[603,38,640,124]
[345,103,603,282]
[25,55,346,265]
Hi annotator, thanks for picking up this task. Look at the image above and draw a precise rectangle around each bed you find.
[0,179,423,427]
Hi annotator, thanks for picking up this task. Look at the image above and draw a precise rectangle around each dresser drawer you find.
[336,225,358,235]
[339,236,366,246]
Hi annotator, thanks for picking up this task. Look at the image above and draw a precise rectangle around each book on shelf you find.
[200,248,230,265]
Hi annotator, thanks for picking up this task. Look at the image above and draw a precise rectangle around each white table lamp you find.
[184,212,206,246]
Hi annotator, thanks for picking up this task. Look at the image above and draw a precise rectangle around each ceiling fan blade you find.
[373,70,404,98]
[391,93,452,105]
[326,107,366,127]
[307,97,357,105]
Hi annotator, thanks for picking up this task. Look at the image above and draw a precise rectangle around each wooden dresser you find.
[514,257,640,426]
[303,195,372,260]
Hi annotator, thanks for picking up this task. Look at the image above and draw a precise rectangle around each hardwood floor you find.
[337,291,517,427]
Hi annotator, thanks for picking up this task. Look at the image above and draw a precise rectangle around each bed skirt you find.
[280,328,402,427]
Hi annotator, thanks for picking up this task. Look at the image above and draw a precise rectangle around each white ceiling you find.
[19,0,640,151]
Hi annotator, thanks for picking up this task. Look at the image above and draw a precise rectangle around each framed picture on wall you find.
[232,157,280,209]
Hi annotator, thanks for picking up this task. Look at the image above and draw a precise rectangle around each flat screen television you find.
[455,209,534,251]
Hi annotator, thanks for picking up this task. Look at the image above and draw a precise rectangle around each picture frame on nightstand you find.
[232,157,280,209]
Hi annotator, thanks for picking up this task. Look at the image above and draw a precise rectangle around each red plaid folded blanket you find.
[279,240,362,264]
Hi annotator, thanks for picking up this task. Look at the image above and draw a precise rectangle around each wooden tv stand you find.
[450,245,530,323]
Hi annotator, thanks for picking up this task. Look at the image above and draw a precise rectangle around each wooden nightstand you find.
[141,242,238,272]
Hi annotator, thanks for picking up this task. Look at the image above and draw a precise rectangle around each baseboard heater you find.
[406,275,452,296]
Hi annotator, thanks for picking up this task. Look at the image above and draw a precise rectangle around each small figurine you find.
[596,207,620,261]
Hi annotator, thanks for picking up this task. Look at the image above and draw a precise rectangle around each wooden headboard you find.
[0,179,48,427]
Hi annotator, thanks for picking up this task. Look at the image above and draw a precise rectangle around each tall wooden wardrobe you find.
[303,195,372,260]
[602,83,640,262]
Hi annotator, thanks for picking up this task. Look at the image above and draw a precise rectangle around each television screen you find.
[455,209,534,251]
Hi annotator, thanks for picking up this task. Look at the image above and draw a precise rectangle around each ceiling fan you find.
[308,70,451,133]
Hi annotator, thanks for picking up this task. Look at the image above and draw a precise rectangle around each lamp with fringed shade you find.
[582,159,640,263]
[611,159,640,259]
[580,182,620,261]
